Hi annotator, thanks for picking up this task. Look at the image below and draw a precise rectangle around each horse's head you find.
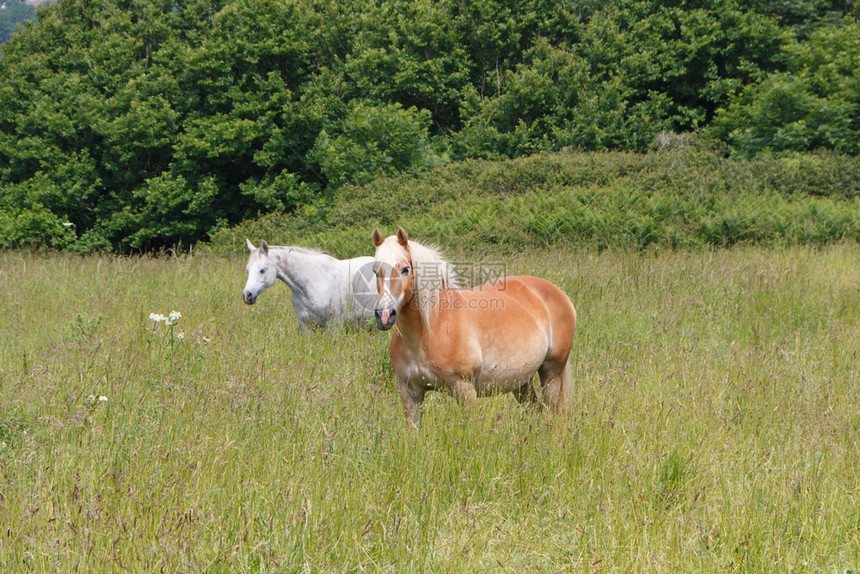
[243,239,279,305]
[371,227,413,330]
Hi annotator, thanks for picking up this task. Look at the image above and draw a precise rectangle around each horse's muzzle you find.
[243,291,257,305]
[374,307,396,330]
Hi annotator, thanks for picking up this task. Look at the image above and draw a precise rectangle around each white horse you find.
[243,239,375,329]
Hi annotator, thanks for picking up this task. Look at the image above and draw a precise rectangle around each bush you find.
[0,174,75,249]
[207,149,859,257]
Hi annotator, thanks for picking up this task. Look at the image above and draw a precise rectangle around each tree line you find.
[0,1,37,45]
[0,0,857,251]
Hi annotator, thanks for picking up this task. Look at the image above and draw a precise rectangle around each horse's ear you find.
[246,238,256,252]
[396,226,409,247]
[260,240,270,255]
[372,228,385,247]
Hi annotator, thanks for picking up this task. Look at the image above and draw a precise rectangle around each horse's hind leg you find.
[513,377,539,406]
[538,357,572,413]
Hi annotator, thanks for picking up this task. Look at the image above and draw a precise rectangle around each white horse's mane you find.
[375,235,459,331]
[251,245,327,260]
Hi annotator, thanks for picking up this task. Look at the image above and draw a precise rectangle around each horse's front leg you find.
[398,379,426,428]
[452,379,477,407]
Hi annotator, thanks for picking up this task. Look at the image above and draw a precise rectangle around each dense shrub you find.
[209,149,859,257]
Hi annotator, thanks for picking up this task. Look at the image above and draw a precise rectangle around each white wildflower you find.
[98,396,108,402]
[149,313,167,323]
[169,310,182,322]
[86,395,95,403]
[175,333,185,341]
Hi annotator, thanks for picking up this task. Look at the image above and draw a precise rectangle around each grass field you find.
[0,244,858,572]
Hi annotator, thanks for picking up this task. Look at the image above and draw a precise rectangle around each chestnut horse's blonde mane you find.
[375,235,459,331]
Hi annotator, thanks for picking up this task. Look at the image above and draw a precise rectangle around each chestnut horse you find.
[372,227,577,427]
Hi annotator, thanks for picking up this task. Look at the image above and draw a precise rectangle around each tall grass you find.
[0,245,858,572]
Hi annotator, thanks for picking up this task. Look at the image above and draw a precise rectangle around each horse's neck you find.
[276,248,340,301]
[274,249,314,301]
[396,290,443,347]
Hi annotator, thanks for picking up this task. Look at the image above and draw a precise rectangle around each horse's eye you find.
[259,268,265,274]
[400,266,410,275]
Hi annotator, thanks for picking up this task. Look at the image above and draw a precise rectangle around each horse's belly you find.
[474,345,546,395]
[392,296,553,395]
[474,365,541,395]
[395,347,540,393]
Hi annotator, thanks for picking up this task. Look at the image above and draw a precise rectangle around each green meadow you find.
[2,1,859,569]
[1,244,857,572]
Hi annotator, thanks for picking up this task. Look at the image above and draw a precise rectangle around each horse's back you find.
[486,275,576,358]
[505,276,575,323]
[475,275,575,320]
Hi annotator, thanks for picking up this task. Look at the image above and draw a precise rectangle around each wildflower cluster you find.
[148,310,185,350]
[149,310,182,326]
[86,395,108,403]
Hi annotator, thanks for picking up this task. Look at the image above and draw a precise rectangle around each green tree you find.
[310,101,438,189]
[711,19,860,154]
[342,0,471,131]
[0,0,856,251]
